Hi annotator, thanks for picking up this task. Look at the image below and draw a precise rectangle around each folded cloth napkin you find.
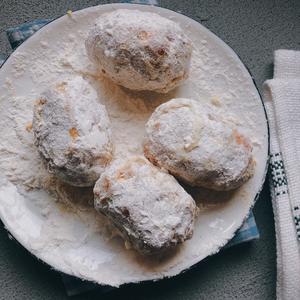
[0,1,261,296]
[264,49,300,300]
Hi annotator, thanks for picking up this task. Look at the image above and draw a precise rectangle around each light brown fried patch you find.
[97,152,113,166]
[132,157,148,165]
[102,177,111,192]
[55,81,67,92]
[171,73,185,83]
[160,103,191,114]
[232,129,252,150]
[69,127,79,140]
[137,31,152,40]
[153,122,160,130]
[116,166,134,181]
[210,96,222,107]
[36,97,47,105]
[25,122,33,132]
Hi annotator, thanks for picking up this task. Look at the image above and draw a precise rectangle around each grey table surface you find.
[0,0,299,299]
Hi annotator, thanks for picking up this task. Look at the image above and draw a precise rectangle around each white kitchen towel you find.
[263,49,300,300]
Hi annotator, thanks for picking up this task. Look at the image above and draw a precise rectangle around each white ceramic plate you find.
[0,4,268,287]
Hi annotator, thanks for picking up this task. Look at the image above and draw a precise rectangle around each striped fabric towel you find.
[0,0,260,296]
[263,49,300,300]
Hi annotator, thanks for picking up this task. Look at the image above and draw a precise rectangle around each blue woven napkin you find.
[0,1,259,296]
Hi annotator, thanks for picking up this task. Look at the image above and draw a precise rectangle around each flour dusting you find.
[0,5,268,287]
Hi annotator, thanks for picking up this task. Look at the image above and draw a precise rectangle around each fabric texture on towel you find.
[263,49,300,300]
[0,2,261,296]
